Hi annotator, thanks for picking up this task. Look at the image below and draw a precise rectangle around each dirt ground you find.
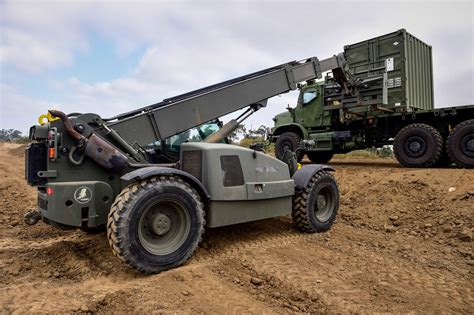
[0,142,473,314]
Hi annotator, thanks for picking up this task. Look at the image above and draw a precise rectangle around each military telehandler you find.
[25,54,373,273]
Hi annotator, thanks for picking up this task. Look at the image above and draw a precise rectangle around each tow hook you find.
[24,210,41,225]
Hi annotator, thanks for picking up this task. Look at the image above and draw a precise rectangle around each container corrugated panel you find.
[344,29,434,110]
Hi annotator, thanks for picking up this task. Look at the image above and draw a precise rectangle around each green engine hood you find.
[273,111,293,128]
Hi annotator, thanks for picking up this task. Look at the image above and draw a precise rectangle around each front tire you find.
[107,175,205,274]
[275,132,304,162]
[446,119,474,168]
[393,123,443,167]
[292,170,339,232]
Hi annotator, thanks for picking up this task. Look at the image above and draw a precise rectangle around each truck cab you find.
[271,81,344,162]
[273,82,327,131]
[293,83,329,128]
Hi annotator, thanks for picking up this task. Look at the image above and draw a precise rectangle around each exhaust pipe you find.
[48,110,84,142]
[49,110,128,172]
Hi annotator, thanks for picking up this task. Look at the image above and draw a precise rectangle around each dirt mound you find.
[8,144,26,157]
[0,148,473,313]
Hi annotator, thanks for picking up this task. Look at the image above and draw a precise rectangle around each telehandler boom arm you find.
[102,54,353,146]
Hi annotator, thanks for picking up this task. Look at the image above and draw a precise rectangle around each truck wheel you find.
[306,151,334,164]
[446,119,474,168]
[292,170,339,232]
[275,132,304,162]
[393,123,443,167]
[107,175,205,274]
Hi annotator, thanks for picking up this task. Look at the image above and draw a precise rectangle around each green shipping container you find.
[344,29,434,111]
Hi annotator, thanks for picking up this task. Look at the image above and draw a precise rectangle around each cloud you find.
[0,84,51,133]
[43,39,280,125]
[1,28,74,73]
[1,1,90,73]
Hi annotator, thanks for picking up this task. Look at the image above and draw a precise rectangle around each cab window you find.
[164,123,221,153]
[302,90,318,105]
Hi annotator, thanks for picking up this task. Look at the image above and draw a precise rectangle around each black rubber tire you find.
[306,151,334,164]
[107,175,205,274]
[292,170,339,233]
[446,119,474,168]
[275,132,304,162]
[393,123,443,168]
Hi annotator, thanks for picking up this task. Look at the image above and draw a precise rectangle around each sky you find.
[1,0,473,135]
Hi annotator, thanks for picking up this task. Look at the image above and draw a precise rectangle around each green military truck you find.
[271,29,474,168]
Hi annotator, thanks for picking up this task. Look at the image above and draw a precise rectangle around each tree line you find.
[0,129,23,141]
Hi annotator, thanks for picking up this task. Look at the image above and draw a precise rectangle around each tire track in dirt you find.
[194,220,319,263]
[0,233,87,251]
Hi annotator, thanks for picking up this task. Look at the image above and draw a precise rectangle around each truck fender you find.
[292,164,335,192]
[272,123,308,140]
[121,167,211,204]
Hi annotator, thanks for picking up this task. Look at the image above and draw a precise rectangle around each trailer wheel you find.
[292,170,339,232]
[446,119,474,168]
[393,123,443,167]
[306,151,334,164]
[275,132,304,162]
[107,175,205,274]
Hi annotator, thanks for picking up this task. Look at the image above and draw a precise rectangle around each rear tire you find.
[275,132,304,162]
[292,170,339,232]
[393,123,443,167]
[107,175,205,274]
[306,151,334,164]
[446,119,474,168]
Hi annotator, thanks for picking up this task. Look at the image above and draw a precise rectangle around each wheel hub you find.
[409,141,421,152]
[468,139,474,151]
[405,135,426,157]
[151,213,171,236]
[314,187,333,222]
[138,199,191,256]
[316,194,327,209]
[464,136,474,156]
